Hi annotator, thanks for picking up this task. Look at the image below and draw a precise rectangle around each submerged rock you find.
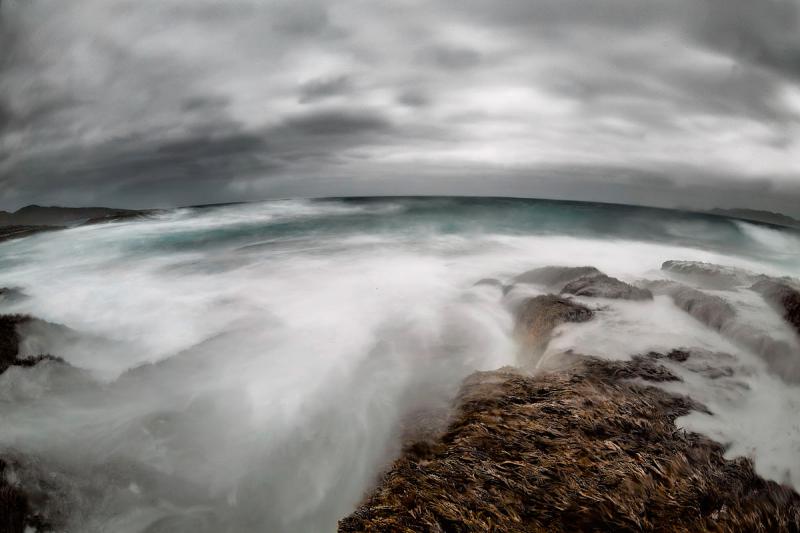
[473,278,504,289]
[752,279,800,337]
[647,281,736,330]
[661,260,755,289]
[339,356,800,532]
[648,281,800,383]
[472,278,510,296]
[561,273,652,300]
[513,266,601,288]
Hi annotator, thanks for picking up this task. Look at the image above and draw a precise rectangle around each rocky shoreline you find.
[340,357,800,532]
[340,262,800,532]
[2,261,800,532]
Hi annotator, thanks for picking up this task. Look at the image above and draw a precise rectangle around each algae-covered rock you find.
[339,357,800,532]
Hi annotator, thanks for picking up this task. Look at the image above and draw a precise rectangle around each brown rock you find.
[514,295,593,362]
[339,357,800,532]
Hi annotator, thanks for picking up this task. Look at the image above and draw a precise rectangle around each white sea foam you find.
[0,199,798,531]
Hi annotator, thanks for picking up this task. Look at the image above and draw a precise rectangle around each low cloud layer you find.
[0,0,798,212]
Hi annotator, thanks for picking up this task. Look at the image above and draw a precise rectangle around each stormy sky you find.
[0,0,799,213]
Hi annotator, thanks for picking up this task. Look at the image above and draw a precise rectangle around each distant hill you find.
[0,205,143,227]
[709,208,800,229]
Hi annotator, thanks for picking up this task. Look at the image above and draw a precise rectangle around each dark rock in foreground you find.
[0,459,29,533]
[339,357,800,532]
[562,273,652,300]
[0,454,71,533]
[0,314,66,375]
[0,315,31,373]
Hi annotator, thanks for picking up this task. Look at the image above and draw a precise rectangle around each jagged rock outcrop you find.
[561,273,652,300]
[339,356,800,532]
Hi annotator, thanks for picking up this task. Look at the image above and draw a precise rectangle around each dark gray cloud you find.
[0,106,398,208]
[0,0,798,213]
[278,110,390,137]
[695,0,800,80]
[421,45,483,70]
[298,75,353,103]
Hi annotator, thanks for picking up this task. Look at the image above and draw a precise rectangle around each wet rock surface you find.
[513,266,601,288]
[339,356,800,532]
[342,264,800,532]
[4,259,800,531]
[0,453,76,532]
[661,260,756,289]
[0,315,68,376]
[752,279,800,337]
[561,273,652,300]
[646,281,737,330]
[0,315,77,532]
[513,295,593,360]
[647,280,800,383]
[0,459,29,533]
[0,315,32,374]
